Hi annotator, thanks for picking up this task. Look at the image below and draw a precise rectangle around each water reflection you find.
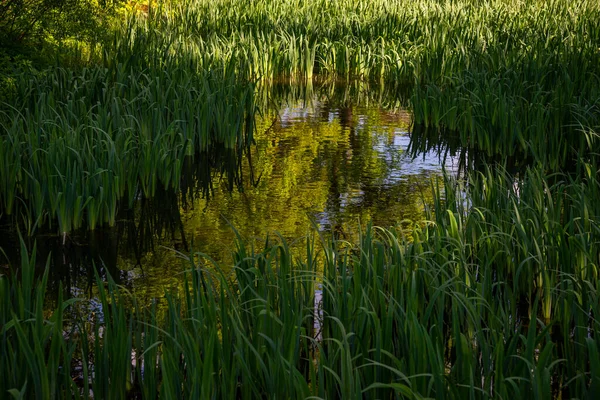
[408,123,537,175]
[0,82,461,300]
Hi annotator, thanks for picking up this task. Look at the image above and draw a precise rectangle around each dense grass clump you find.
[2,0,599,232]
[2,0,600,397]
[0,61,255,233]
[2,161,600,398]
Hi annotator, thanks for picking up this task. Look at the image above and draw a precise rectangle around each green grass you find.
[2,0,600,232]
[0,62,255,233]
[2,0,600,397]
[2,160,600,398]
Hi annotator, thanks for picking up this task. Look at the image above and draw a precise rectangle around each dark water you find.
[0,83,461,301]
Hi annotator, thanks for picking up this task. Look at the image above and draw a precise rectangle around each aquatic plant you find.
[0,62,255,233]
[3,0,599,232]
[2,158,600,398]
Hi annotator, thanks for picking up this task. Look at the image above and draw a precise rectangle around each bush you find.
[0,0,125,64]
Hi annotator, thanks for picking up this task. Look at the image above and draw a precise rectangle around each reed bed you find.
[2,160,600,398]
[3,0,600,231]
[139,0,600,161]
[2,1,600,396]
[0,62,255,233]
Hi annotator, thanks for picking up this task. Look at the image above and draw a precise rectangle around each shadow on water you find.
[0,79,470,300]
[0,145,249,298]
[407,124,541,177]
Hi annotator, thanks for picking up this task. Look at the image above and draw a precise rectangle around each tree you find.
[0,0,122,55]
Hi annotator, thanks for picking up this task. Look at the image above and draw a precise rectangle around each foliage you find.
[0,0,124,61]
[0,61,255,233]
[1,160,600,398]
[2,0,600,397]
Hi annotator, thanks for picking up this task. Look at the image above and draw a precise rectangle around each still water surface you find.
[0,85,460,301]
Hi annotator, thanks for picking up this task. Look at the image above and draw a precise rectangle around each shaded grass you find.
[0,61,255,233]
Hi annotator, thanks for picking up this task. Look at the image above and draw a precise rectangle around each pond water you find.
[0,83,461,302]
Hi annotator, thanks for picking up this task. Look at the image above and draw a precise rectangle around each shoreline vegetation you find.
[1,0,600,398]
[1,0,598,233]
[3,168,600,398]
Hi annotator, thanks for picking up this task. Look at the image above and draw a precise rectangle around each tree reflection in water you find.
[0,80,467,302]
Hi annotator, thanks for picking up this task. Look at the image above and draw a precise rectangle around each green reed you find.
[1,0,599,397]
[2,0,599,232]
[0,61,255,233]
[2,155,599,398]
[141,0,600,163]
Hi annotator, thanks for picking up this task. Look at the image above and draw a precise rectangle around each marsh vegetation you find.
[1,0,599,398]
